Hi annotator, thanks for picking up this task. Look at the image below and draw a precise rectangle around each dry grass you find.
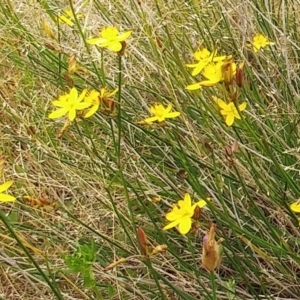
[1,0,300,299]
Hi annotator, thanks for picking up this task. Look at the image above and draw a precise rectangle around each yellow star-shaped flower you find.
[141,103,180,124]
[215,98,246,126]
[49,87,91,121]
[87,26,132,52]
[163,193,209,235]
[186,48,226,76]
[186,58,237,90]
[83,87,118,118]
[250,33,275,53]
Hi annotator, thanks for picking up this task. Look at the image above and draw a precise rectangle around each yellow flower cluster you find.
[186,51,247,126]
[185,34,274,126]
[48,87,118,121]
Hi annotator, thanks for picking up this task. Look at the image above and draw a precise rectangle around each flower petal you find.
[183,193,191,207]
[108,88,119,97]
[196,199,208,208]
[75,102,91,110]
[68,108,77,121]
[107,42,122,52]
[0,193,16,202]
[144,116,159,124]
[163,219,181,231]
[87,37,107,45]
[165,103,173,114]
[290,202,300,213]
[186,83,202,90]
[191,63,205,76]
[225,114,235,126]
[213,55,226,62]
[166,210,182,221]
[238,102,247,111]
[0,181,14,193]
[165,112,180,119]
[49,108,69,119]
[186,63,198,68]
[217,99,228,110]
[157,116,166,122]
[84,105,99,118]
[234,112,241,120]
[77,89,88,102]
[101,27,119,38]
[199,80,219,87]
[115,31,132,42]
[178,216,192,234]
[52,100,67,107]
[58,15,74,27]
[69,87,78,101]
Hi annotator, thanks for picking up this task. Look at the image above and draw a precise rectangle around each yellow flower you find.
[58,9,82,27]
[163,193,208,235]
[0,181,16,202]
[215,98,246,126]
[87,26,132,52]
[84,87,118,118]
[186,57,237,90]
[290,201,300,213]
[186,61,229,90]
[49,87,91,121]
[251,33,275,53]
[186,48,226,76]
[141,103,180,124]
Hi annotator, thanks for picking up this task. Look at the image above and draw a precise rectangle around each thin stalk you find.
[116,55,122,166]
[210,271,217,300]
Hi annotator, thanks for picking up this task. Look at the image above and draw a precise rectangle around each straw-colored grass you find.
[1,0,300,299]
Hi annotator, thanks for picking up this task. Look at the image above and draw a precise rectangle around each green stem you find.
[100,48,106,86]
[117,55,122,166]
[93,286,103,299]
[210,271,217,300]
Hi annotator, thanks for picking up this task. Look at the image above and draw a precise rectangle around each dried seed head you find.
[137,227,148,256]
[202,223,224,272]
[236,61,245,87]
[68,53,77,75]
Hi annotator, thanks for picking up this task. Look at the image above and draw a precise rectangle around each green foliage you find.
[63,241,96,288]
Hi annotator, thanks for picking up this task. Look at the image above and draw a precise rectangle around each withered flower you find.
[202,223,224,272]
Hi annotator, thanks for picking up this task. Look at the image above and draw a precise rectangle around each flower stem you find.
[116,56,122,166]
[100,48,106,86]
[210,271,217,300]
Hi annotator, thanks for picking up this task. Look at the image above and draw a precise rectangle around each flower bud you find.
[202,223,224,272]
[68,53,77,75]
[236,61,245,87]
[41,19,56,40]
[193,206,201,220]
[118,41,127,56]
[222,56,235,86]
[137,227,148,256]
